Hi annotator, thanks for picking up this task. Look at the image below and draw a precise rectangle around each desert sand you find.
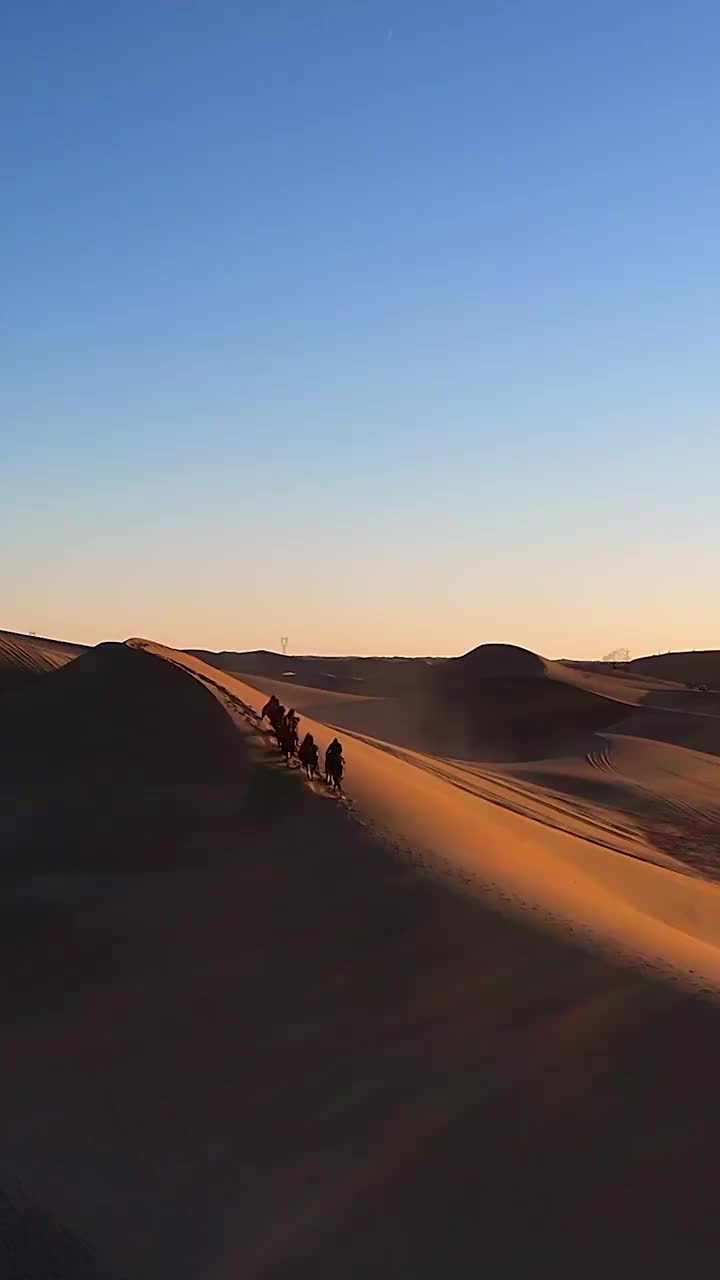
[0,628,85,695]
[1,632,720,1276]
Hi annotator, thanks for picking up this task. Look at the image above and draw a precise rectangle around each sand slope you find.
[0,628,85,694]
[225,642,718,763]
[194,638,702,706]
[134,643,720,987]
[4,640,720,1275]
[224,661,625,762]
[219,664,720,877]
[630,649,720,687]
[0,642,242,783]
[188,646,436,696]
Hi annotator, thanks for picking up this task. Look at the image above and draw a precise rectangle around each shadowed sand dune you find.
[238,642,720,767]
[450,641,548,676]
[425,647,626,759]
[4,640,720,1275]
[236,645,639,762]
[0,642,242,784]
[630,649,720,688]
[188,646,437,696]
[614,702,720,757]
[193,638,701,707]
[0,629,85,695]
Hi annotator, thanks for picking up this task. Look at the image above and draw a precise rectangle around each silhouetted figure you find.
[298,733,319,780]
[262,695,288,749]
[278,721,295,765]
[273,704,287,747]
[325,738,344,793]
[285,708,300,756]
[261,695,280,724]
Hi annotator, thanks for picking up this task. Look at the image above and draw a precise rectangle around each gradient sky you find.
[3,0,719,658]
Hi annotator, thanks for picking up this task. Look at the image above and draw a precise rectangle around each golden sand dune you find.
[212,642,720,766]
[175,649,720,985]
[3,637,720,1275]
[122,642,719,983]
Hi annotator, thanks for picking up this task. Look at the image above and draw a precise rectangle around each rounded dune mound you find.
[455,642,549,678]
[0,641,242,780]
[426,644,624,760]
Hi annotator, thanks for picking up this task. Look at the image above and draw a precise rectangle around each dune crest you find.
[0,628,84,694]
[630,649,720,688]
[455,641,549,677]
[0,640,242,780]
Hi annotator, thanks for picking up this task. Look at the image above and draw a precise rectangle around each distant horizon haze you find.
[0,619,715,667]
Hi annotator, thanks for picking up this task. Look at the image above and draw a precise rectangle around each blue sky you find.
[3,0,719,656]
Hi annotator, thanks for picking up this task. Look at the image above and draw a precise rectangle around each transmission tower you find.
[280,635,289,656]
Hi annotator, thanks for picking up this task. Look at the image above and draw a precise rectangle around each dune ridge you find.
[0,640,242,781]
[195,639,720,763]
[629,649,720,688]
[0,629,85,694]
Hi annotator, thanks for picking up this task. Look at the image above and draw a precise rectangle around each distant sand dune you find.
[630,649,720,687]
[0,629,84,694]
[451,641,548,677]
[187,645,434,696]
[210,642,720,764]
[232,656,627,762]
